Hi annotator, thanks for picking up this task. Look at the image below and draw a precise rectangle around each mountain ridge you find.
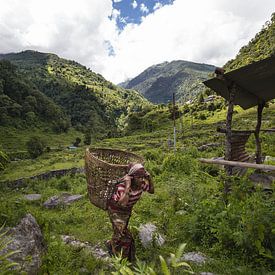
[119,59,215,104]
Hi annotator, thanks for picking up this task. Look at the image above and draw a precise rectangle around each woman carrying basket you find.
[106,163,154,261]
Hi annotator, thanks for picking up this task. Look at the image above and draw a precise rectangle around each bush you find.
[26,136,46,158]
[83,132,91,145]
[162,153,198,175]
[0,149,9,170]
[73,137,81,147]
[184,178,275,265]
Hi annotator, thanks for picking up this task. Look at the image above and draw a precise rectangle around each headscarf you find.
[128,163,144,177]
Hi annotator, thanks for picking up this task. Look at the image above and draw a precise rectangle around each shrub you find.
[162,153,198,175]
[26,136,46,158]
[0,149,9,171]
[83,132,91,145]
[73,137,81,147]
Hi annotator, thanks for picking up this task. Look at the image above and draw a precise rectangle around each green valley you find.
[0,11,275,275]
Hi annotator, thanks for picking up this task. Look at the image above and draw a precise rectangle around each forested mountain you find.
[119,60,215,104]
[224,12,275,71]
[0,59,70,132]
[0,50,149,135]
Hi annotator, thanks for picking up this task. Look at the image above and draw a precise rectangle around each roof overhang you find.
[203,55,275,109]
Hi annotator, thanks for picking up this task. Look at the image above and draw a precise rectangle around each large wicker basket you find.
[85,148,144,210]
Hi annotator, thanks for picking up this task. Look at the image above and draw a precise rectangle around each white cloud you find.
[153,2,163,11]
[102,0,275,83]
[0,0,274,84]
[111,8,120,21]
[113,0,122,2]
[132,0,138,9]
[0,0,117,74]
[140,3,149,14]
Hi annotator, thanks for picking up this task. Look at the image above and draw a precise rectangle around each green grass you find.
[0,125,82,152]
[0,103,274,274]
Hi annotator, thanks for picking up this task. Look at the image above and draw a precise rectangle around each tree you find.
[83,132,92,145]
[26,136,46,158]
[73,137,81,147]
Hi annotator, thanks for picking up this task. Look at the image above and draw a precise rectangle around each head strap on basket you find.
[128,163,144,176]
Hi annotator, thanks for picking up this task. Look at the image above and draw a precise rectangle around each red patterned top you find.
[112,179,149,207]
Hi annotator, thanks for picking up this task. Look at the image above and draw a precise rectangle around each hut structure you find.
[200,55,275,192]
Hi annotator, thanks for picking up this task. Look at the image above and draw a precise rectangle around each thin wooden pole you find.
[199,158,275,171]
[255,102,265,164]
[225,83,236,175]
[223,83,236,196]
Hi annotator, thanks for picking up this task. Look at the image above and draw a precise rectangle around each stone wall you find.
[3,167,85,188]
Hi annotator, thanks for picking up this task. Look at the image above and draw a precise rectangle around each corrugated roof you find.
[203,55,275,109]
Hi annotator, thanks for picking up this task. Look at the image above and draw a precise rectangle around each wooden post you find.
[255,102,265,164]
[225,83,236,174]
[224,82,236,195]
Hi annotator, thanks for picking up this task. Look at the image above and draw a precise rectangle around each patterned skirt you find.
[107,201,135,261]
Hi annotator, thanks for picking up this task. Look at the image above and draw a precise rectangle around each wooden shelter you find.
[202,55,275,183]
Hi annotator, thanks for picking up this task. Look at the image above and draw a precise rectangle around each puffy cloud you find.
[0,0,117,74]
[102,0,274,83]
[140,3,149,14]
[0,0,274,84]
[111,8,121,21]
[132,0,138,9]
[153,2,163,11]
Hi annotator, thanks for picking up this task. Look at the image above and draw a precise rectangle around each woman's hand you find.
[144,172,154,194]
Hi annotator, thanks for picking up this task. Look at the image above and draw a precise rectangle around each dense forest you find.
[0,51,150,137]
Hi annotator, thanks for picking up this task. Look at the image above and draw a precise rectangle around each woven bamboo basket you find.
[85,148,144,210]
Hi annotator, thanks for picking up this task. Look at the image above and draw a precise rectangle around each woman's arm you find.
[118,175,132,206]
[145,172,154,194]
[148,178,154,194]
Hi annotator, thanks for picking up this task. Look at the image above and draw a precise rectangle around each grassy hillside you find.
[0,103,274,274]
[1,13,275,273]
[120,60,215,104]
[0,50,150,136]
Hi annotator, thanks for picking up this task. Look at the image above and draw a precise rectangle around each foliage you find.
[224,12,275,71]
[0,223,20,274]
[73,137,81,147]
[0,149,9,171]
[0,80,274,274]
[26,136,46,158]
[108,244,193,275]
[83,132,92,145]
[0,60,69,132]
[0,50,150,135]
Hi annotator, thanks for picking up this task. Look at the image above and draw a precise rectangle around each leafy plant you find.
[108,244,193,275]
[0,223,20,274]
[26,136,46,158]
[0,149,9,171]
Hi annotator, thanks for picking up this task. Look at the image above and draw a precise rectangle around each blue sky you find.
[112,0,174,30]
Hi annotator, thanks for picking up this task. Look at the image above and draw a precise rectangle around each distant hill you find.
[119,60,215,104]
[0,50,149,136]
